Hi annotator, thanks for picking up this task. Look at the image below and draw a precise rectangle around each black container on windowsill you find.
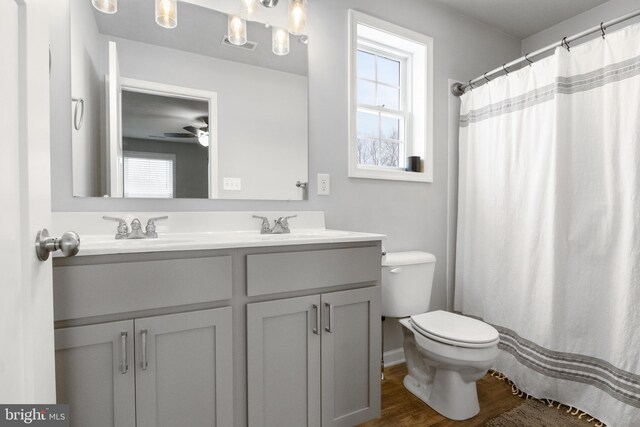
[406,156,421,172]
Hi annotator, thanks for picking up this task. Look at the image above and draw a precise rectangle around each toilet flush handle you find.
[389,268,402,274]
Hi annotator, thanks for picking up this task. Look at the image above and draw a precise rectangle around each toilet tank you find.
[381,251,436,317]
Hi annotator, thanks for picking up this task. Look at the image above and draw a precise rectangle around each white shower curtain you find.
[455,22,640,426]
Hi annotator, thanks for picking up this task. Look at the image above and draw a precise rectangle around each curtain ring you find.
[525,53,533,66]
[502,64,509,75]
[484,72,491,83]
[468,80,475,90]
[600,22,606,38]
[562,37,570,51]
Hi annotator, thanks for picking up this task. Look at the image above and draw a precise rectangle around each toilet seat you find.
[410,311,499,349]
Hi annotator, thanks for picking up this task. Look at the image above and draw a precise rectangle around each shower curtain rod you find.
[451,9,640,96]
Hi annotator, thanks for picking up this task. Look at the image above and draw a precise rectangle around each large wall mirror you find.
[64,0,308,200]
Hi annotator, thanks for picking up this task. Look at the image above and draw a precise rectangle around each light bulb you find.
[228,15,247,46]
[288,0,306,35]
[155,0,177,29]
[198,131,209,147]
[272,27,290,56]
[242,0,257,15]
[92,0,117,14]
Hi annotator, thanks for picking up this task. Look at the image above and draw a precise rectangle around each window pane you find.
[380,114,404,141]
[377,85,400,110]
[379,141,401,168]
[377,56,400,86]
[357,50,375,80]
[124,155,174,198]
[357,80,376,106]
[357,110,379,138]
[357,138,380,166]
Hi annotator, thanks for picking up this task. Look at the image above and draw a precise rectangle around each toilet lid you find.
[410,311,499,348]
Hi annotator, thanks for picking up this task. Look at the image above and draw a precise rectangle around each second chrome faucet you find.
[103,216,168,239]
[252,215,297,234]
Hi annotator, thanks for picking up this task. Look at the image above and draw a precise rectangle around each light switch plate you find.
[223,177,242,191]
[317,174,330,196]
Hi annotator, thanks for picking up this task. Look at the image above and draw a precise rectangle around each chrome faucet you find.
[252,215,297,234]
[103,216,168,239]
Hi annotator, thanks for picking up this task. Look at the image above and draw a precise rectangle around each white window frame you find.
[348,10,434,183]
[123,150,176,198]
[356,44,410,170]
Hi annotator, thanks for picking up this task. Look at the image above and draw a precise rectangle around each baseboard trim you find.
[383,348,405,368]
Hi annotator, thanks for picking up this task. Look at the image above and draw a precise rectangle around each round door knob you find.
[35,229,81,261]
[58,231,81,257]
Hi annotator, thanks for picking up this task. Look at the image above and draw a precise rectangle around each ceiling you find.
[431,0,610,39]
[121,91,208,144]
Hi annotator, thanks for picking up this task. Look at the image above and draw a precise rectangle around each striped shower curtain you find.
[455,22,640,426]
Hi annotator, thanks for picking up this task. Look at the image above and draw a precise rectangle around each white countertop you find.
[61,229,385,257]
[51,211,385,257]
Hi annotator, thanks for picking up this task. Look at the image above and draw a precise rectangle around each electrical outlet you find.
[317,174,330,196]
[223,177,242,191]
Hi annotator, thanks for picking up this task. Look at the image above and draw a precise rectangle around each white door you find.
[106,41,123,197]
[0,0,55,403]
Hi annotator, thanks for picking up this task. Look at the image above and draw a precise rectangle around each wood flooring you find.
[359,364,524,427]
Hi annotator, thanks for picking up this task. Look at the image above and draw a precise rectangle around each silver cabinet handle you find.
[312,304,320,335]
[324,302,334,333]
[141,329,148,371]
[389,268,402,274]
[120,332,128,374]
[72,97,84,130]
[35,229,80,261]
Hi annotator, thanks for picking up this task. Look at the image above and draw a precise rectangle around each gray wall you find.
[522,0,640,54]
[50,0,521,352]
[123,138,209,199]
[70,0,101,197]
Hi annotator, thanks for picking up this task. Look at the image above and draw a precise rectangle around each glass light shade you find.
[228,15,247,46]
[198,131,209,147]
[242,0,257,15]
[272,27,290,56]
[92,0,117,14]
[288,0,306,35]
[155,0,177,29]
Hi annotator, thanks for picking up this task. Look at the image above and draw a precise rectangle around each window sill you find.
[349,167,432,183]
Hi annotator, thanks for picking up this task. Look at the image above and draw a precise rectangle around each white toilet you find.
[382,251,500,421]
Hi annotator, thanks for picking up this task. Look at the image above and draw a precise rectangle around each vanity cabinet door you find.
[247,295,322,427]
[134,307,233,427]
[321,287,381,427]
[55,320,136,427]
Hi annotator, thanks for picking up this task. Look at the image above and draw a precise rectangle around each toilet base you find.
[403,370,480,421]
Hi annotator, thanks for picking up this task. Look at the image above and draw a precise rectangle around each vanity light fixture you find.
[259,0,279,7]
[228,15,248,45]
[242,0,257,15]
[288,0,306,35]
[272,27,290,56]
[92,0,117,14]
[155,0,178,29]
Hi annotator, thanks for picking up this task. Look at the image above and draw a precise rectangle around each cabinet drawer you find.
[247,246,380,296]
[53,256,232,321]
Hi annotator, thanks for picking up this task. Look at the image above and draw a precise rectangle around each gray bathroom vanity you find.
[52,235,382,427]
